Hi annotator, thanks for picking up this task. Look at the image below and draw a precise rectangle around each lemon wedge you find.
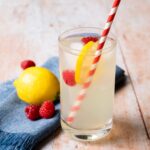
[75,41,98,84]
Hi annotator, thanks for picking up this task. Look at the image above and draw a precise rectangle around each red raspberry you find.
[81,36,99,44]
[62,70,76,86]
[25,105,40,120]
[21,60,36,70]
[39,101,55,119]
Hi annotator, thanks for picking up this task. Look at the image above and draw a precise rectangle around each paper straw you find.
[67,0,121,124]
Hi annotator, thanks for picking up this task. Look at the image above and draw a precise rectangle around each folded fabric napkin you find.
[0,57,126,150]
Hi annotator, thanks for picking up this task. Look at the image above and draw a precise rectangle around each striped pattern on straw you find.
[66,0,121,124]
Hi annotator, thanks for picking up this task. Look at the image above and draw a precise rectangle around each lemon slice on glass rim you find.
[75,41,98,84]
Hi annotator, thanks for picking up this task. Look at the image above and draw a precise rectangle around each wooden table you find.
[0,0,149,149]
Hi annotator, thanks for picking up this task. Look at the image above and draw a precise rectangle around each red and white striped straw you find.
[66,0,121,124]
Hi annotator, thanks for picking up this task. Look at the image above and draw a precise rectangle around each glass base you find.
[61,119,112,142]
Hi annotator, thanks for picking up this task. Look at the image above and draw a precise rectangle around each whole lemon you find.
[14,67,59,105]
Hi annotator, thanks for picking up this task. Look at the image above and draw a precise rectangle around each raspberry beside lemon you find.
[14,67,59,105]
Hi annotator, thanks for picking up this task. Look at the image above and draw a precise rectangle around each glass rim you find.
[58,27,117,56]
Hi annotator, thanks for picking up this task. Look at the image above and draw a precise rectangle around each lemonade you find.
[59,28,116,141]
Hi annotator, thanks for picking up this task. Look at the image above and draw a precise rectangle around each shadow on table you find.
[34,128,62,150]
[88,118,145,146]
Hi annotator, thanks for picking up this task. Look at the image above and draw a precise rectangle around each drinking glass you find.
[59,27,116,141]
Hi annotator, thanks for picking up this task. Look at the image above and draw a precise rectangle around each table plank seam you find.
[118,43,150,140]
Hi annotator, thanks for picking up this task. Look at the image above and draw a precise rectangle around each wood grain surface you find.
[0,0,149,149]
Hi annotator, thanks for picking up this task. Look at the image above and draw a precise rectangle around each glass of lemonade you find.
[59,27,116,141]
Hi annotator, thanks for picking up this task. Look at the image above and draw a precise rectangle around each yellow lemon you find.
[14,67,59,105]
[75,41,98,84]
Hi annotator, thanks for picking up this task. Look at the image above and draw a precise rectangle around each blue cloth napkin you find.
[0,57,126,150]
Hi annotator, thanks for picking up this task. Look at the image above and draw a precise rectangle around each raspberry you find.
[21,60,36,70]
[25,105,40,120]
[62,70,76,86]
[39,101,55,119]
[81,36,99,44]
